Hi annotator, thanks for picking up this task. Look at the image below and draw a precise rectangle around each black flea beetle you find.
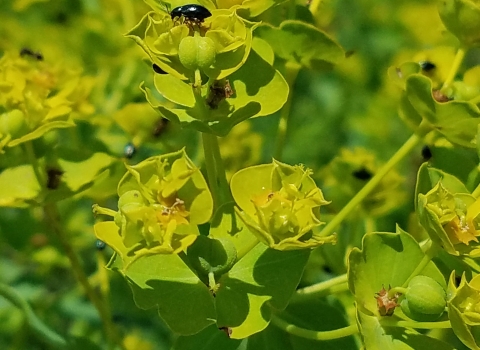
[170,4,212,24]
[419,60,436,72]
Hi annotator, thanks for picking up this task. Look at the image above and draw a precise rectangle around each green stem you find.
[202,132,232,210]
[441,47,466,92]
[401,240,439,288]
[291,274,348,303]
[319,132,424,237]
[0,283,67,349]
[274,63,300,160]
[472,182,480,198]
[271,315,359,340]
[44,203,122,350]
[379,318,451,330]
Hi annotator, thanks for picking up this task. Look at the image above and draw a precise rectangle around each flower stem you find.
[274,62,300,160]
[43,203,123,350]
[202,132,232,210]
[291,273,349,303]
[319,132,424,237]
[379,318,451,330]
[271,314,359,340]
[441,47,466,92]
[472,182,480,198]
[0,283,67,349]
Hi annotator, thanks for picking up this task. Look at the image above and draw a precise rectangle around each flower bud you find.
[0,109,28,138]
[400,275,447,321]
[118,190,146,212]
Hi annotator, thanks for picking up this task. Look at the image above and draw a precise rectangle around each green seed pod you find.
[178,35,216,71]
[118,190,146,211]
[0,109,28,138]
[400,275,447,322]
[187,235,237,277]
[450,81,480,101]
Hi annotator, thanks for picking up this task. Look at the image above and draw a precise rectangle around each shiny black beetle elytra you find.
[170,4,212,24]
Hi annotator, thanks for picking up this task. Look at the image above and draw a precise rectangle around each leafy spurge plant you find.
[3,0,480,349]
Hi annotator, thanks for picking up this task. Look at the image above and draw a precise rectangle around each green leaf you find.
[254,20,344,71]
[234,0,285,18]
[438,0,480,48]
[0,165,41,207]
[7,121,75,148]
[209,202,259,260]
[57,151,115,193]
[173,325,244,350]
[403,75,480,147]
[348,227,446,316]
[357,311,455,350]
[215,244,310,338]
[153,75,196,108]
[124,253,216,335]
[143,50,288,136]
[415,163,469,210]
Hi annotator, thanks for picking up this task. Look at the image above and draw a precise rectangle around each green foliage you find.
[3,0,480,349]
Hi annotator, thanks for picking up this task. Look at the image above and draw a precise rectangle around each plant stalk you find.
[271,315,359,340]
[202,132,232,210]
[319,132,425,237]
[291,273,349,303]
[441,46,466,92]
[0,283,67,349]
[274,62,300,160]
[44,203,122,350]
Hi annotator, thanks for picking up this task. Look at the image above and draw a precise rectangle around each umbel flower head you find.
[230,160,336,250]
[0,51,94,151]
[417,181,480,257]
[93,150,213,263]
[447,272,480,350]
[125,1,256,81]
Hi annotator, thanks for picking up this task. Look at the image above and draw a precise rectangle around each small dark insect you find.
[419,60,436,72]
[153,118,169,138]
[46,167,64,189]
[352,167,373,181]
[96,239,106,250]
[153,63,167,74]
[421,145,432,161]
[219,327,232,338]
[124,143,136,159]
[170,4,212,25]
[206,80,234,109]
[20,48,44,61]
